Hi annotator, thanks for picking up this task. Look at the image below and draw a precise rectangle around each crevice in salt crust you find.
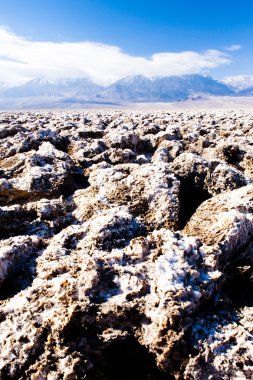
[177,179,211,229]
[97,336,171,380]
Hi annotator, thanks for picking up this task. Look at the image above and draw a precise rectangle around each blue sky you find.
[0,0,252,85]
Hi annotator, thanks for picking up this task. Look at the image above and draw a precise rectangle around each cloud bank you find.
[225,44,241,52]
[0,26,232,86]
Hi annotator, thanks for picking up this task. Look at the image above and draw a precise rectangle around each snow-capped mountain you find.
[99,74,233,101]
[3,77,103,98]
[237,86,253,96]
[0,74,252,108]
[222,75,253,91]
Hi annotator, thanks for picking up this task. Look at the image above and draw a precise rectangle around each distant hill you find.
[3,77,103,99]
[222,75,253,91]
[0,74,251,109]
[99,74,233,102]
[237,86,253,96]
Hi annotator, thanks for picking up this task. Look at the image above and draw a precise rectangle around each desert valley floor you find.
[0,109,253,379]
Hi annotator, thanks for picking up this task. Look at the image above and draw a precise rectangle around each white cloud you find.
[0,26,232,87]
[225,44,242,51]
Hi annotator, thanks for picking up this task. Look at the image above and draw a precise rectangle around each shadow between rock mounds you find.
[61,308,172,380]
[100,336,172,380]
[221,257,253,308]
[0,245,46,301]
[177,179,211,230]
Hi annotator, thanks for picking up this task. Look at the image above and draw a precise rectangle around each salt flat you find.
[0,109,252,379]
[0,96,253,111]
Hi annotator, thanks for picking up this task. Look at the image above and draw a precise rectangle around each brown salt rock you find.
[1,110,253,378]
[96,229,220,372]
[71,139,106,161]
[0,123,28,140]
[242,152,253,181]
[152,140,184,163]
[0,224,220,378]
[0,127,68,160]
[104,128,140,151]
[0,204,36,238]
[205,162,248,195]
[107,147,136,164]
[0,207,142,378]
[153,125,181,147]
[0,142,77,202]
[73,162,180,230]
[184,307,253,380]
[172,152,209,187]
[184,185,253,268]
[0,235,42,286]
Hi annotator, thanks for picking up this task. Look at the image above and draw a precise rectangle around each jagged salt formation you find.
[0,110,253,379]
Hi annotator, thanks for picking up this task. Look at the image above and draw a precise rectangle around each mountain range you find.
[1,74,253,108]
[222,75,253,91]
[2,78,103,99]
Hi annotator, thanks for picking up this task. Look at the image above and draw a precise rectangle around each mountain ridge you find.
[222,75,253,91]
[0,74,252,108]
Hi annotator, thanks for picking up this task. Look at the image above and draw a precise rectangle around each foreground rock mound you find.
[73,162,180,230]
[0,110,253,379]
[184,184,253,268]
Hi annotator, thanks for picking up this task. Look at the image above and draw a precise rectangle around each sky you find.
[0,0,252,86]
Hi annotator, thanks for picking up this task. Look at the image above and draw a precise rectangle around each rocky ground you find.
[0,109,253,379]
